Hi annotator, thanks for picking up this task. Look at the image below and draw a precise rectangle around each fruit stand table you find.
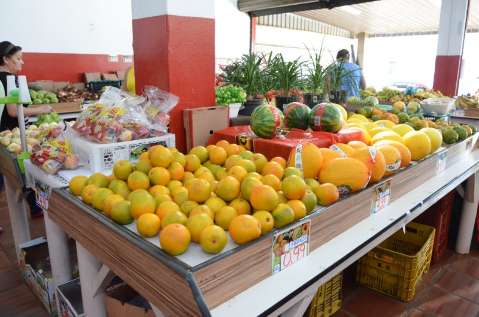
[41,134,479,317]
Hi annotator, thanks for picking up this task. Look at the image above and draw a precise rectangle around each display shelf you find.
[45,135,479,316]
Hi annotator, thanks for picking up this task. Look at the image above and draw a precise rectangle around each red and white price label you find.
[371,180,391,215]
[34,180,51,211]
[436,150,447,174]
[272,220,311,274]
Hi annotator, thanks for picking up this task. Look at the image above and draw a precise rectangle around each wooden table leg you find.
[4,175,31,261]
[456,172,479,254]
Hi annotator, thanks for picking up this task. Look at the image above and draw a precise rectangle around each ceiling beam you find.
[239,0,380,16]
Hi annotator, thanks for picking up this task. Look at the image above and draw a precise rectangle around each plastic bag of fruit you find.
[30,134,80,174]
[142,86,179,133]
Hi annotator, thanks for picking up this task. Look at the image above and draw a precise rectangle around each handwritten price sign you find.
[436,150,447,174]
[272,220,311,274]
[371,180,391,215]
[34,180,51,211]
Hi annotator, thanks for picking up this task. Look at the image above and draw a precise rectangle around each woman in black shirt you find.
[0,41,52,131]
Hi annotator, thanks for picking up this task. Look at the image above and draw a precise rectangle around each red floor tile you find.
[449,256,479,280]
[435,269,479,303]
[341,287,408,317]
[0,268,23,292]
[415,286,479,316]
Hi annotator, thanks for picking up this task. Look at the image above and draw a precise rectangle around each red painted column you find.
[250,16,257,53]
[433,0,470,96]
[131,1,215,152]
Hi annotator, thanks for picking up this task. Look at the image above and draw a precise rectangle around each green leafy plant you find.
[215,85,247,105]
[325,62,359,94]
[220,53,265,99]
[269,53,304,97]
[305,45,331,95]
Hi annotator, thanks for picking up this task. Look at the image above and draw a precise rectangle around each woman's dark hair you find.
[0,41,22,66]
[336,49,350,61]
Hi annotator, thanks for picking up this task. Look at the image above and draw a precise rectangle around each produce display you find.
[30,138,79,174]
[29,89,58,104]
[57,85,100,103]
[0,123,63,154]
[284,102,311,130]
[36,112,61,125]
[361,87,443,104]
[250,104,284,139]
[455,94,479,109]
[215,85,247,106]
[309,103,343,133]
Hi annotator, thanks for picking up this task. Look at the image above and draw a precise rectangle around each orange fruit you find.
[69,176,88,196]
[127,171,150,191]
[216,140,230,150]
[374,140,412,168]
[190,205,214,220]
[230,198,251,215]
[237,159,256,173]
[215,206,237,230]
[240,176,263,200]
[135,160,152,174]
[348,141,368,151]
[108,179,131,199]
[281,175,307,200]
[186,178,211,203]
[302,190,318,213]
[184,154,201,172]
[229,215,261,244]
[110,200,133,225]
[208,145,227,165]
[271,156,287,168]
[376,144,401,176]
[187,213,214,242]
[215,176,240,202]
[225,143,241,157]
[205,196,227,214]
[200,225,228,254]
[262,174,281,191]
[168,162,185,181]
[156,201,180,219]
[272,203,295,228]
[251,153,268,173]
[155,194,172,206]
[262,161,284,179]
[228,165,248,182]
[287,143,324,179]
[148,167,170,186]
[87,173,110,188]
[160,224,191,255]
[168,180,183,192]
[224,155,242,170]
[253,210,274,235]
[287,200,307,220]
[250,184,279,211]
[351,147,386,183]
[319,158,370,194]
[171,186,189,205]
[172,151,186,166]
[149,146,173,168]
[161,210,188,229]
[180,200,198,216]
[189,146,209,163]
[314,183,339,206]
[130,190,156,219]
[137,213,161,237]
[139,152,149,161]
[92,188,113,211]
[103,194,124,217]
[113,160,134,181]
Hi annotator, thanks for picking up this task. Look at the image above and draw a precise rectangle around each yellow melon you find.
[287,142,323,179]
[376,144,401,176]
[403,131,432,161]
[351,147,386,183]
[319,158,370,194]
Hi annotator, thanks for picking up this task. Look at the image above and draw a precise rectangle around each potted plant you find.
[220,53,266,115]
[269,53,304,111]
[215,85,247,118]
[304,46,329,108]
[325,62,358,104]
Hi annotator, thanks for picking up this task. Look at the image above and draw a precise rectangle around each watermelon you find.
[309,103,342,132]
[284,102,310,130]
[250,105,284,139]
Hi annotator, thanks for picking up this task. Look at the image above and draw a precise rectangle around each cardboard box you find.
[57,278,84,317]
[102,73,118,81]
[183,106,229,151]
[84,72,101,83]
[116,70,127,81]
[105,283,155,317]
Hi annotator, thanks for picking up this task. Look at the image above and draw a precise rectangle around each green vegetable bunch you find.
[37,112,61,125]
[216,85,247,106]
[30,89,59,104]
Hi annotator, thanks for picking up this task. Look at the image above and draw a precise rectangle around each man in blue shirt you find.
[336,49,366,98]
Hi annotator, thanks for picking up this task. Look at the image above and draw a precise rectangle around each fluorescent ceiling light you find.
[338,6,361,16]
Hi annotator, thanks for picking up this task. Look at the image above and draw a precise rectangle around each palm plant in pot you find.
[269,53,304,111]
[304,46,329,108]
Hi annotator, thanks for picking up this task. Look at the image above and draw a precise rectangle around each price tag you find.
[436,150,447,174]
[466,138,473,152]
[371,180,391,215]
[34,180,51,211]
[272,219,311,274]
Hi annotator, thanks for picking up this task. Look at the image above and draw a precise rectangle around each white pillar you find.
[44,211,72,286]
[456,172,479,253]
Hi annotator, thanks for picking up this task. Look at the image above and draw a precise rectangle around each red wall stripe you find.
[21,53,132,83]
[433,55,461,97]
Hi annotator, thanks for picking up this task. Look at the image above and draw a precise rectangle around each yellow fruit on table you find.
[168,161,185,181]
[160,224,191,256]
[374,140,411,168]
[171,187,189,205]
[228,215,261,244]
[208,145,227,165]
[194,166,210,177]
[137,213,161,237]
[319,158,370,194]
[187,213,214,242]
[92,188,113,211]
[172,151,186,166]
[351,147,386,183]
[180,200,199,216]
[149,185,170,197]
[287,143,323,179]
[184,154,201,172]
[215,176,240,202]
[148,167,170,186]
[392,124,414,137]
[271,156,287,168]
[139,152,149,161]
[135,159,152,174]
[240,150,254,160]
[224,154,242,170]
[421,128,443,154]
[348,141,368,151]
[103,194,124,217]
[111,200,133,225]
[186,178,211,203]
[393,101,406,112]
[272,203,295,228]
[87,173,110,188]
[314,183,339,206]
[214,168,228,181]
[305,178,320,192]
[253,210,274,235]
[168,180,183,192]
[287,200,307,220]
[277,191,288,204]
[216,140,230,150]
[161,210,188,229]
[189,146,209,163]
[403,131,432,161]
[200,225,228,254]
[250,184,279,211]
[228,165,248,182]
[284,167,303,178]
[156,200,180,219]
[319,148,344,167]
[281,175,307,200]
[190,205,215,220]
[374,120,395,129]
[154,194,172,206]
[348,113,369,122]
[262,161,284,179]
[230,198,251,215]
[302,190,318,213]
[237,159,256,173]
[81,184,98,204]
[69,176,88,196]
[241,176,263,200]
[372,131,404,145]
[113,160,133,181]
[206,196,227,214]
[150,146,173,168]
[130,190,156,219]
[225,143,241,157]
[376,144,402,176]
[127,171,150,191]
[368,127,390,137]
[330,143,355,157]
[261,174,281,191]
[215,206,238,230]
[251,153,268,173]
[108,179,131,199]
[247,172,262,180]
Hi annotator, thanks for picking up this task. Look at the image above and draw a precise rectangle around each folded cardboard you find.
[183,106,229,151]
[84,72,101,83]
[105,283,154,317]
[102,73,119,81]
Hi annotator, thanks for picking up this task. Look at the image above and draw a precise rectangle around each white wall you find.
[459,33,479,95]
[215,0,251,68]
[0,0,133,55]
